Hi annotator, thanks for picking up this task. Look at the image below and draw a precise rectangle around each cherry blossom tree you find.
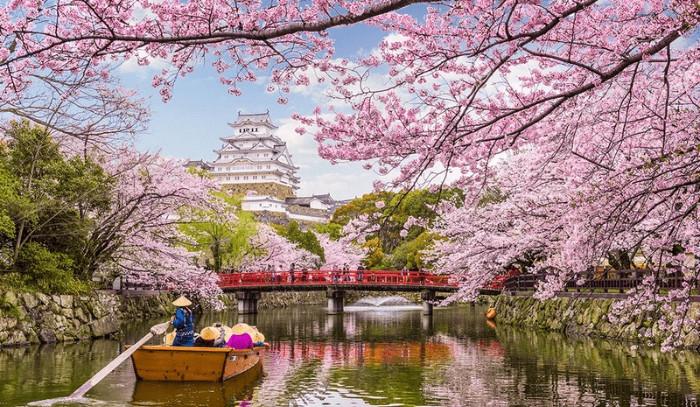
[90,147,224,306]
[427,145,700,350]
[239,224,319,271]
[4,0,700,344]
[0,73,148,148]
[314,232,366,270]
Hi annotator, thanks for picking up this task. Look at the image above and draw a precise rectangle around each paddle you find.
[28,320,171,406]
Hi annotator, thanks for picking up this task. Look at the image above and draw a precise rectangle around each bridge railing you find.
[503,269,694,294]
[218,270,456,289]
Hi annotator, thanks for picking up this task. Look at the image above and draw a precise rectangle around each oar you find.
[29,320,171,406]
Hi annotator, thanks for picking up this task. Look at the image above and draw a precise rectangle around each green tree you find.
[0,121,112,291]
[327,188,463,269]
[312,222,343,240]
[179,192,257,272]
[274,221,325,264]
[390,231,435,270]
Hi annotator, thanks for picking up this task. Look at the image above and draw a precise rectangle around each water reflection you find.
[0,340,121,406]
[130,363,261,406]
[1,305,699,406]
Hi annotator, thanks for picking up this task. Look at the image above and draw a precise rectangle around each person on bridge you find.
[266,264,274,283]
[276,264,284,283]
[171,296,195,347]
[290,263,296,283]
[357,266,364,282]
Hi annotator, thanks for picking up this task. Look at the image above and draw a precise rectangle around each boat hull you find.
[130,345,265,382]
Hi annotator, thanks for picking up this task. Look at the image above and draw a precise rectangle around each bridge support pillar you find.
[236,291,261,315]
[421,290,436,316]
[327,289,345,314]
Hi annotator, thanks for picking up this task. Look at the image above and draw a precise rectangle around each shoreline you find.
[3,289,699,353]
[493,294,700,351]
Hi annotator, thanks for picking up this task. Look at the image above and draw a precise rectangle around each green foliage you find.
[11,242,90,294]
[331,191,394,226]
[362,237,385,269]
[390,231,435,270]
[0,295,21,319]
[0,164,17,240]
[328,188,462,269]
[0,121,111,292]
[312,222,343,240]
[179,191,258,272]
[274,221,325,263]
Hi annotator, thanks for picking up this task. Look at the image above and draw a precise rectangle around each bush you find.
[11,242,90,294]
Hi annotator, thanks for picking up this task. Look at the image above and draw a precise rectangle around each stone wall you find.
[223,182,294,200]
[286,204,329,218]
[1,288,423,347]
[0,290,174,347]
[495,295,700,350]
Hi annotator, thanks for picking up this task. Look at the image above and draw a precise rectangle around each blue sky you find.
[118,23,392,200]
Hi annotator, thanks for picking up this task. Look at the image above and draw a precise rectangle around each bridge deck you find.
[218,270,458,293]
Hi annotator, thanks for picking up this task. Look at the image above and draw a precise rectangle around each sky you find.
[117,23,392,200]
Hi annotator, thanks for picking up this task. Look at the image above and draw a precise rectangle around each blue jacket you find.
[172,307,194,346]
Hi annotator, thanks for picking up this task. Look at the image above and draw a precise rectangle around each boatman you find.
[171,296,195,347]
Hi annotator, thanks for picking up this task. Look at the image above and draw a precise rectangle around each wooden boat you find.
[130,345,266,382]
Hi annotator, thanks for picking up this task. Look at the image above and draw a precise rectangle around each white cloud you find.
[299,168,374,199]
[274,116,375,199]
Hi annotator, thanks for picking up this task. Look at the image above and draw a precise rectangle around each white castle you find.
[188,111,340,223]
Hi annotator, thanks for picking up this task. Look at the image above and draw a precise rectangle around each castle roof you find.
[285,194,335,206]
[229,111,278,129]
[184,160,213,170]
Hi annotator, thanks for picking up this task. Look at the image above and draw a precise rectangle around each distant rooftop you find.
[185,159,213,170]
[230,111,277,129]
[285,194,336,206]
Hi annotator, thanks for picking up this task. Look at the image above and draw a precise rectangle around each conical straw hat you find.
[172,296,192,307]
[200,326,219,341]
[231,323,255,336]
[252,329,265,343]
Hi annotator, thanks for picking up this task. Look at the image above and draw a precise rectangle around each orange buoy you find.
[485,319,497,330]
[485,307,497,320]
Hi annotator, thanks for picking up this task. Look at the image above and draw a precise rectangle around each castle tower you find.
[209,112,300,199]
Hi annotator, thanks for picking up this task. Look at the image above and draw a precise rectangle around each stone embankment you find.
[1,288,422,347]
[494,295,700,349]
[0,290,173,347]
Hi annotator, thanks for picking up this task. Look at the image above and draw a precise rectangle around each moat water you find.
[1,304,699,406]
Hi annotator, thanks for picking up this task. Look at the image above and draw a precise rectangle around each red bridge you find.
[218,270,459,315]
